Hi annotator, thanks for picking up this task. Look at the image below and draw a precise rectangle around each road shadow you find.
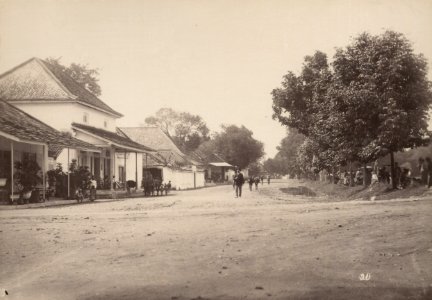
[79,285,431,300]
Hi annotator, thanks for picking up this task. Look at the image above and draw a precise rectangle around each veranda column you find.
[110,146,115,194]
[42,144,47,201]
[124,150,127,191]
[10,141,14,202]
[135,152,138,191]
[67,148,70,199]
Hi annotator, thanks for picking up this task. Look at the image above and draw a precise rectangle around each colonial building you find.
[0,58,154,191]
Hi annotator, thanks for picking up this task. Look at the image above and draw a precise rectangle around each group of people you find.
[324,156,432,189]
[141,176,172,196]
[232,170,271,198]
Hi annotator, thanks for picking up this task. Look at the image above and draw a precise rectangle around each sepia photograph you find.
[0,0,431,299]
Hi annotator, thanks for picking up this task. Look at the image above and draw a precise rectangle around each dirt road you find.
[0,180,431,299]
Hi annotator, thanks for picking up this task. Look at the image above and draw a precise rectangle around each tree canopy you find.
[144,108,210,152]
[272,31,432,182]
[198,125,264,169]
[46,57,102,96]
[263,129,305,176]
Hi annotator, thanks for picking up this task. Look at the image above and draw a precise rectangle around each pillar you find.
[135,152,138,191]
[10,141,14,202]
[124,150,127,191]
[67,148,70,199]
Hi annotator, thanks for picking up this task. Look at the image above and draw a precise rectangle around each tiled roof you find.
[0,58,122,117]
[120,127,202,166]
[48,144,64,159]
[120,127,184,154]
[191,150,227,164]
[0,99,100,156]
[72,123,155,153]
[143,153,165,167]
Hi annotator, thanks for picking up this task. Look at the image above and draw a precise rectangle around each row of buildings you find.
[0,57,235,201]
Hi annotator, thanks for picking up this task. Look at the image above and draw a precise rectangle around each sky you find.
[1,0,432,158]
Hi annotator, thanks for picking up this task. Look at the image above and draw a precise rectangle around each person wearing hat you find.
[234,169,245,198]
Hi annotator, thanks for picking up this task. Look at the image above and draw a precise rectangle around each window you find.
[0,150,11,178]
[83,113,89,124]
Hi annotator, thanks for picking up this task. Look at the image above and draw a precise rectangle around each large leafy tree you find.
[272,31,432,188]
[144,108,210,152]
[331,31,432,187]
[198,125,264,169]
[272,51,340,171]
[46,57,102,96]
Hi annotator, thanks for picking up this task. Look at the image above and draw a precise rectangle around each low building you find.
[118,127,205,189]
[190,151,236,183]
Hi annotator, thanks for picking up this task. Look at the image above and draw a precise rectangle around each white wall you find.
[56,148,79,172]
[171,169,205,190]
[115,152,143,186]
[142,166,205,189]
[13,102,117,132]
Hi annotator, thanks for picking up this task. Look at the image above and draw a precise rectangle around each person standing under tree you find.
[418,158,428,186]
[234,170,245,198]
[267,175,271,185]
[426,157,432,188]
[248,177,254,191]
[254,176,260,190]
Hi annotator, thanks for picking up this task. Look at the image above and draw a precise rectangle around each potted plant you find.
[47,163,67,198]
[13,160,42,204]
[69,160,92,200]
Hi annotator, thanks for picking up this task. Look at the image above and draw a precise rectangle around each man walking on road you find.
[234,169,245,198]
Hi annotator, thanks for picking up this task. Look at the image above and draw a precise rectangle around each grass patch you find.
[280,186,317,197]
[303,180,430,201]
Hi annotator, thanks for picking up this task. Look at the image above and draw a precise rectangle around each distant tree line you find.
[144,108,264,170]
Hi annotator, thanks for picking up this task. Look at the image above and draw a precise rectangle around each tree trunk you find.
[390,152,396,189]
[363,163,367,186]
[349,162,354,187]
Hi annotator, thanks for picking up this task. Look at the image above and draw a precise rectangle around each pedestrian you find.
[89,176,97,201]
[248,177,254,191]
[165,181,172,195]
[267,175,271,185]
[394,162,401,189]
[234,169,245,198]
[260,175,264,185]
[418,157,428,186]
[426,157,432,188]
[254,176,260,190]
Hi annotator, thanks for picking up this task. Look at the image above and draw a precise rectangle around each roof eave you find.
[72,125,156,153]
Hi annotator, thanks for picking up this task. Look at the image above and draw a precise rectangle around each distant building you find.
[189,151,237,182]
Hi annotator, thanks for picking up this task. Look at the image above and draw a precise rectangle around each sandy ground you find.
[0,179,431,300]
